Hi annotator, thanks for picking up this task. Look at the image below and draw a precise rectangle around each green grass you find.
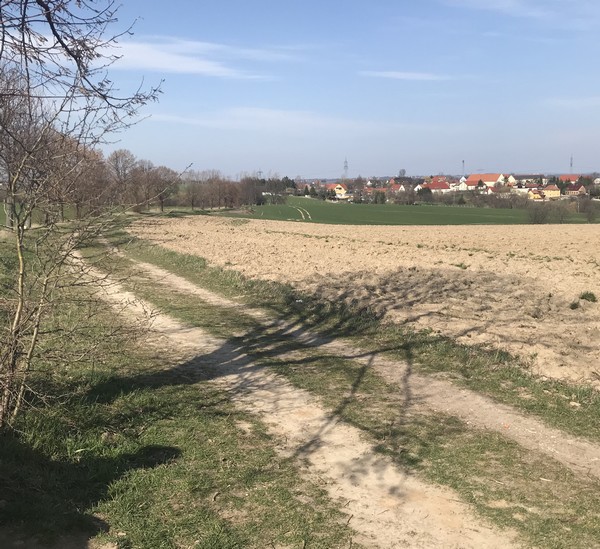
[580,291,597,303]
[1,195,591,229]
[86,235,600,548]
[0,239,359,548]
[229,196,532,224]
[3,357,357,547]
[261,346,600,549]
[218,196,591,225]
[0,204,80,229]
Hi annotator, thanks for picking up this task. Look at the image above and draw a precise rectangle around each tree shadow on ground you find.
[1,290,462,547]
[0,434,180,548]
[85,297,452,488]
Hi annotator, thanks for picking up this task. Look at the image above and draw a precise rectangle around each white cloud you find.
[443,0,550,18]
[442,0,600,25]
[110,37,298,78]
[359,71,451,81]
[149,108,445,134]
[150,108,370,132]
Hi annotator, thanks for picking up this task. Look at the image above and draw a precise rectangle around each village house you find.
[325,183,350,200]
[423,179,452,194]
[464,173,506,188]
[559,174,581,184]
[486,186,510,196]
[543,184,561,199]
[565,183,587,196]
[388,183,405,194]
[457,179,477,191]
[428,175,449,185]
[514,174,547,186]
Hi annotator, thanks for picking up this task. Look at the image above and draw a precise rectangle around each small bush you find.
[580,291,597,303]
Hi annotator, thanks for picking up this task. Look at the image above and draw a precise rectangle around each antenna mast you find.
[343,157,349,180]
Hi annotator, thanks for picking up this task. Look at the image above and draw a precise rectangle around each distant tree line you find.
[1,145,303,221]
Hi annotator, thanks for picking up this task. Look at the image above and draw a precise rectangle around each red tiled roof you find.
[465,173,503,184]
[559,174,581,182]
[325,183,348,191]
[424,180,450,190]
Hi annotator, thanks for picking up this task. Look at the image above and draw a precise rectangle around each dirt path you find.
[89,263,516,548]
[127,257,600,481]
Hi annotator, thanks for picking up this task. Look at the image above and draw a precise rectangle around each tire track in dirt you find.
[88,261,516,548]
[128,258,600,481]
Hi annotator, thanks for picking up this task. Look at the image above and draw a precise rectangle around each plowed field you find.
[131,216,600,386]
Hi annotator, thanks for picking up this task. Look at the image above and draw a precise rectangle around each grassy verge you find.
[0,240,359,548]
[85,237,600,548]
[100,231,600,443]
[261,344,600,549]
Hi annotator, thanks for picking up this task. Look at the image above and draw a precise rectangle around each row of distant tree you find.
[1,144,303,223]
[101,151,302,212]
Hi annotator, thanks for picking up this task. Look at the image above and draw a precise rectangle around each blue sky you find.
[106,0,600,179]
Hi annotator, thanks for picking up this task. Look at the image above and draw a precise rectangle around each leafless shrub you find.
[0,1,159,428]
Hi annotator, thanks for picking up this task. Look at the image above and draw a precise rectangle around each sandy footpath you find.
[130,216,600,385]
[88,263,516,548]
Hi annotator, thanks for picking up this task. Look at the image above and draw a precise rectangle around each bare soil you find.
[131,258,600,481]
[84,260,517,548]
[130,216,600,385]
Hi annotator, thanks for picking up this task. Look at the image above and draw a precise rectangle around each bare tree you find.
[527,202,550,224]
[0,1,159,428]
[131,160,157,210]
[550,201,573,224]
[106,149,138,205]
[181,170,202,210]
[153,165,180,212]
[129,161,181,212]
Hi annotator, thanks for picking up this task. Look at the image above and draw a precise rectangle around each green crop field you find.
[223,196,589,225]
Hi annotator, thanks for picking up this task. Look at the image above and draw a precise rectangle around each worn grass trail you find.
[119,255,600,481]
[1,244,363,548]
[79,234,600,548]
[85,257,514,548]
